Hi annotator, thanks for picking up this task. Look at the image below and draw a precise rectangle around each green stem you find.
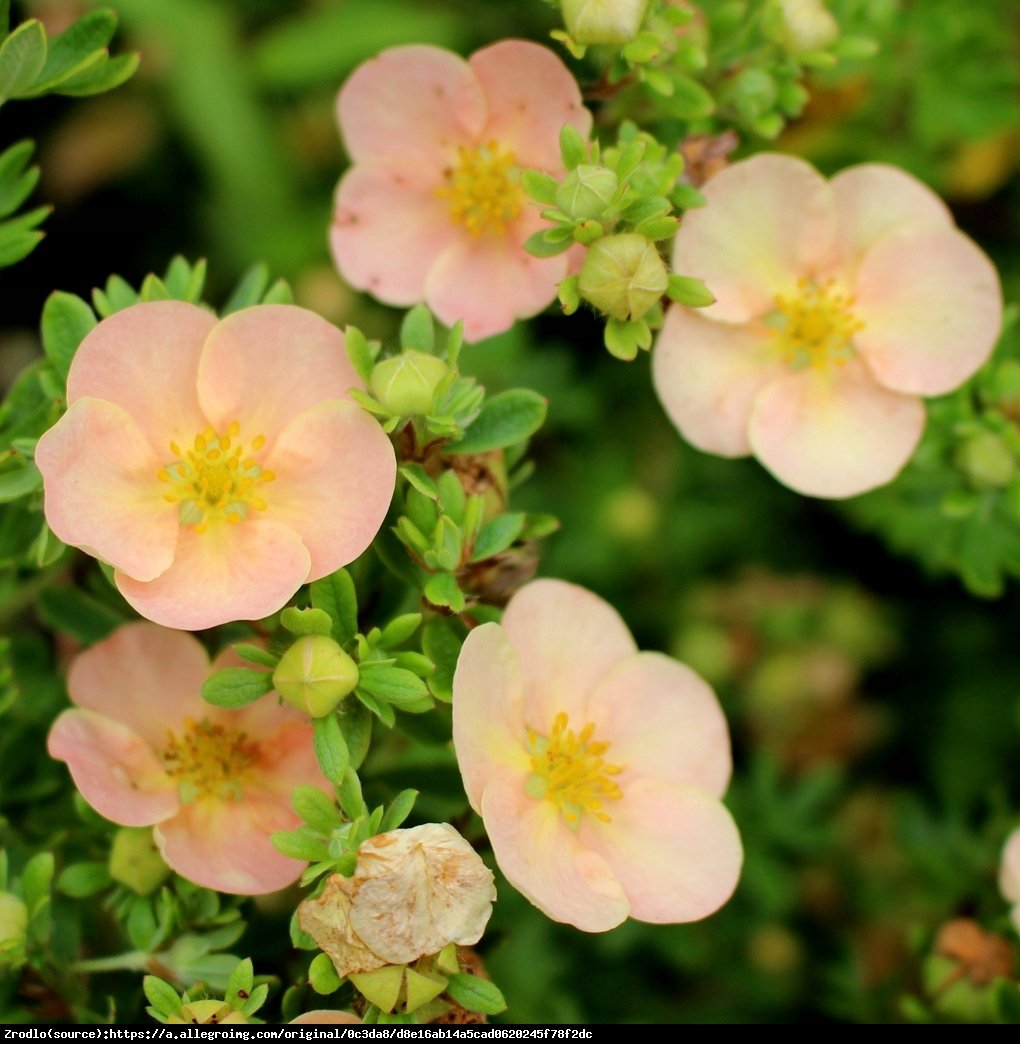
[70,950,149,974]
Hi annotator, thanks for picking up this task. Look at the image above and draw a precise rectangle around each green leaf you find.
[338,698,373,770]
[377,613,422,649]
[667,274,716,308]
[400,304,435,353]
[37,587,124,645]
[0,140,38,219]
[201,667,273,708]
[241,982,269,1016]
[0,226,43,266]
[56,862,111,898]
[444,973,506,1015]
[20,852,53,917]
[344,325,376,385]
[400,463,438,499]
[471,513,524,562]
[337,765,367,819]
[143,976,182,1019]
[660,74,715,120]
[0,20,47,103]
[223,263,270,313]
[422,618,460,702]
[291,785,340,833]
[28,8,116,92]
[308,952,342,995]
[232,642,279,668]
[380,789,418,832]
[523,230,572,259]
[225,958,254,1006]
[449,389,547,455]
[0,462,41,502]
[281,606,334,638]
[41,291,96,380]
[358,666,429,709]
[520,169,559,204]
[423,572,465,613]
[559,124,586,170]
[313,712,349,782]
[272,827,329,862]
[310,569,358,645]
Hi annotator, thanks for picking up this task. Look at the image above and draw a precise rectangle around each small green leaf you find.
[281,606,334,637]
[272,827,329,862]
[358,666,429,709]
[225,958,255,1005]
[660,74,715,120]
[523,229,572,259]
[345,326,376,385]
[667,273,716,308]
[143,976,182,1019]
[0,226,43,266]
[20,852,53,917]
[41,291,96,379]
[0,462,41,502]
[520,169,560,204]
[310,569,358,645]
[377,613,422,649]
[471,513,525,561]
[313,712,349,782]
[338,698,373,770]
[291,785,340,833]
[449,389,547,454]
[422,618,460,702]
[380,789,418,832]
[0,140,38,219]
[337,766,367,819]
[28,8,116,92]
[444,973,506,1015]
[201,667,273,708]
[56,862,111,898]
[400,304,435,353]
[423,572,465,613]
[0,21,48,103]
[309,952,342,995]
[400,463,438,498]
[232,643,279,668]
[241,982,269,1016]
[559,124,586,170]
[223,263,270,313]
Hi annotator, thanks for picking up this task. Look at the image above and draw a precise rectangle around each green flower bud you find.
[273,635,359,718]
[109,827,171,896]
[561,0,649,44]
[956,432,1016,490]
[169,1000,248,1025]
[370,351,449,417]
[555,165,619,221]
[578,233,668,321]
[776,0,838,55]
[0,893,28,954]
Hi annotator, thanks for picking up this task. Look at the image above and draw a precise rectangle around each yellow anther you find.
[770,277,865,371]
[436,141,523,236]
[526,712,625,827]
[162,717,260,801]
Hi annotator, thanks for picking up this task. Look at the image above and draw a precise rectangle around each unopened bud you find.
[578,233,668,321]
[555,165,619,220]
[776,0,838,54]
[561,0,649,44]
[956,432,1016,490]
[109,827,171,896]
[370,351,449,417]
[273,636,359,718]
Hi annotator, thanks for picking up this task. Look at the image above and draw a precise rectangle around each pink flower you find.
[36,302,396,630]
[653,154,1003,498]
[47,622,327,895]
[451,578,742,932]
[331,40,592,343]
[1001,829,1020,935]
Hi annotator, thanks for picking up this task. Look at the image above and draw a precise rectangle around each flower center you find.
[436,142,523,236]
[525,712,624,827]
[158,422,274,532]
[162,717,260,802]
[769,277,864,371]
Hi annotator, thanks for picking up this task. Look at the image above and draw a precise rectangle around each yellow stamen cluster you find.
[436,142,523,236]
[162,717,260,802]
[526,712,624,827]
[158,421,274,532]
[770,276,864,371]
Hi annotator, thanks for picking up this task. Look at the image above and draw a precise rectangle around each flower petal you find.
[115,519,311,631]
[68,623,211,747]
[674,153,836,322]
[469,40,591,171]
[197,305,363,446]
[500,579,637,731]
[452,622,531,812]
[830,163,952,273]
[586,652,731,798]
[337,44,485,164]
[424,216,566,342]
[154,792,303,894]
[481,778,629,932]
[65,301,215,451]
[852,225,1003,396]
[248,717,326,798]
[47,709,179,826]
[331,161,460,307]
[290,1012,362,1025]
[652,306,784,457]
[581,779,742,924]
[35,397,178,582]
[748,360,926,498]
[263,400,396,581]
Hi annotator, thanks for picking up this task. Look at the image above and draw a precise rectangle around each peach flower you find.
[47,622,327,895]
[653,154,1003,498]
[36,302,396,630]
[1001,829,1020,934]
[331,40,591,342]
[451,578,742,932]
